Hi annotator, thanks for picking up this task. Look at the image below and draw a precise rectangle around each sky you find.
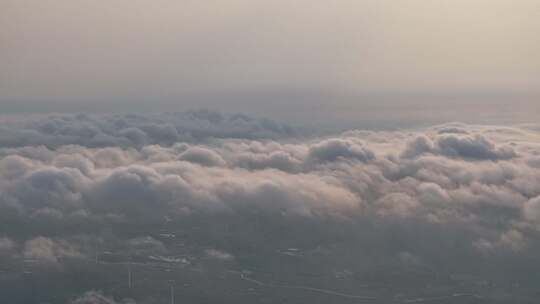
[1,0,539,126]
[2,2,540,302]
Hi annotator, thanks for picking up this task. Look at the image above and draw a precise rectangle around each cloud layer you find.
[0,110,293,149]
[1,115,540,302]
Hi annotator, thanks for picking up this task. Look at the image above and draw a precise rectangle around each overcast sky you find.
[1,0,539,124]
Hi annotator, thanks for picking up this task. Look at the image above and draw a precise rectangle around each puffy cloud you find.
[1,118,540,302]
[308,138,375,163]
[435,134,516,160]
[219,140,308,173]
[418,182,450,206]
[178,146,226,167]
[23,237,82,264]
[0,110,294,149]
[0,122,537,230]
[402,133,516,160]
[374,193,419,218]
[52,154,95,175]
[401,135,434,159]
[436,126,469,135]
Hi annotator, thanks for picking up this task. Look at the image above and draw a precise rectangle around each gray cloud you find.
[402,133,517,160]
[178,146,226,167]
[307,138,375,163]
[0,110,294,149]
[436,134,516,160]
[1,123,537,230]
[1,119,540,302]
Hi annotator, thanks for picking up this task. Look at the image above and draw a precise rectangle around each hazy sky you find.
[1,0,539,122]
[2,3,540,301]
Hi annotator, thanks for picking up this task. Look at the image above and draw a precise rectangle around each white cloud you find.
[0,120,539,274]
